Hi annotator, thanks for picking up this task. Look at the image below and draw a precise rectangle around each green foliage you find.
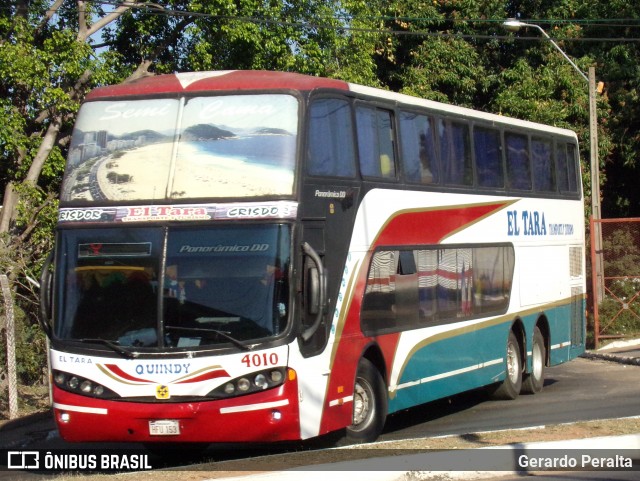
[399,37,487,107]
[603,227,640,278]
[0,305,48,385]
[598,290,640,337]
[596,227,640,337]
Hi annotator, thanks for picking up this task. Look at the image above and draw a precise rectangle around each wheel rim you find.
[352,378,374,431]
[531,342,543,380]
[506,341,519,384]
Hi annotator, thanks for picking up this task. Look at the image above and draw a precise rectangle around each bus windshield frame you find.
[53,224,292,353]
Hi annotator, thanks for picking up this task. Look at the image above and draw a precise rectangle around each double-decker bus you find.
[40,70,586,445]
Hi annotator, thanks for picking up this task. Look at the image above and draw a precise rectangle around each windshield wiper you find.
[165,326,252,351]
[78,338,139,359]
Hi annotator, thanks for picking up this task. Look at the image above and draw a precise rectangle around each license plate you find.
[149,420,180,436]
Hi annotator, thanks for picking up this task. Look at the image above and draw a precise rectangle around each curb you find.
[581,337,640,366]
[597,338,640,350]
[581,351,640,366]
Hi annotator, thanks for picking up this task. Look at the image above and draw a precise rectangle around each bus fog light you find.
[271,410,282,421]
[59,412,71,423]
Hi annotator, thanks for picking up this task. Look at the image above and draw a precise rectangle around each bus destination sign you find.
[58,201,298,224]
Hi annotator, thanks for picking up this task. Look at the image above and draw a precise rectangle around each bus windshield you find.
[61,94,298,203]
[54,224,291,350]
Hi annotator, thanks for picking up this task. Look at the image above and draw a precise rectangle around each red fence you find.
[590,217,640,348]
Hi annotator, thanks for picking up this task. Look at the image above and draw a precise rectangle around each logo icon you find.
[7,451,39,469]
[155,385,170,399]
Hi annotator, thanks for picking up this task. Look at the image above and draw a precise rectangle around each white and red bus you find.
[40,70,586,444]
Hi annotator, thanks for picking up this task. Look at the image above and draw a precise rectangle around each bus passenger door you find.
[299,186,360,358]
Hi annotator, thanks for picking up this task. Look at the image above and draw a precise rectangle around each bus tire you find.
[522,326,546,394]
[346,358,387,444]
[491,330,522,400]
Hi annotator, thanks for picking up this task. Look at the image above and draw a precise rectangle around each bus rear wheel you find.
[491,330,522,400]
[522,326,546,394]
[346,358,387,444]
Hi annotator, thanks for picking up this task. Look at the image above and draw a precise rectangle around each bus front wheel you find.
[491,330,522,400]
[346,358,387,444]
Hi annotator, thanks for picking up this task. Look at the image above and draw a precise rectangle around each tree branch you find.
[24,116,62,185]
[37,0,64,35]
[124,16,195,83]
[77,0,88,41]
[15,193,56,246]
[80,1,140,42]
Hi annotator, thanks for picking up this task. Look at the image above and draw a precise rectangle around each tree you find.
[369,0,618,221]
[0,1,147,273]
[0,0,381,333]
[579,3,640,217]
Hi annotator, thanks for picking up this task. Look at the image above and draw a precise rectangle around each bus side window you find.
[356,106,397,179]
[474,126,504,188]
[532,137,556,192]
[556,142,579,194]
[416,249,437,321]
[556,142,569,192]
[307,98,357,177]
[439,119,472,186]
[566,144,578,193]
[361,250,397,333]
[505,133,532,191]
[399,111,439,184]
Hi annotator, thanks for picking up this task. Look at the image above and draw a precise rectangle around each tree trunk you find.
[0,183,17,233]
[25,115,62,184]
[0,116,62,234]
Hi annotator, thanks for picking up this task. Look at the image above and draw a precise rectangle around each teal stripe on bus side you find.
[387,301,585,414]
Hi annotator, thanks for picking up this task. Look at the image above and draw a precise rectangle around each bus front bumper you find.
[51,379,300,443]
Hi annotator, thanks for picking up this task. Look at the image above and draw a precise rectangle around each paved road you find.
[378,355,640,442]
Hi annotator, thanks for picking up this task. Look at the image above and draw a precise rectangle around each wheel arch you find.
[534,315,551,367]
[360,341,388,386]
[509,317,527,372]
[345,341,389,443]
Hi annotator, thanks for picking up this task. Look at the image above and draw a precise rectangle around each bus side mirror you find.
[301,242,327,342]
[39,250,54,337]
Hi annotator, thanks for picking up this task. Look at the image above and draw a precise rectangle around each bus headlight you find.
[254,374,268,390]
[52,370,118,399]
[67,376,79,389]
[237,378,251,392]
[207,367,288,399]
[270,370,283,383]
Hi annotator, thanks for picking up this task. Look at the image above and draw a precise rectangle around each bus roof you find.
[85,70,350,99]
[85,70,577,140]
